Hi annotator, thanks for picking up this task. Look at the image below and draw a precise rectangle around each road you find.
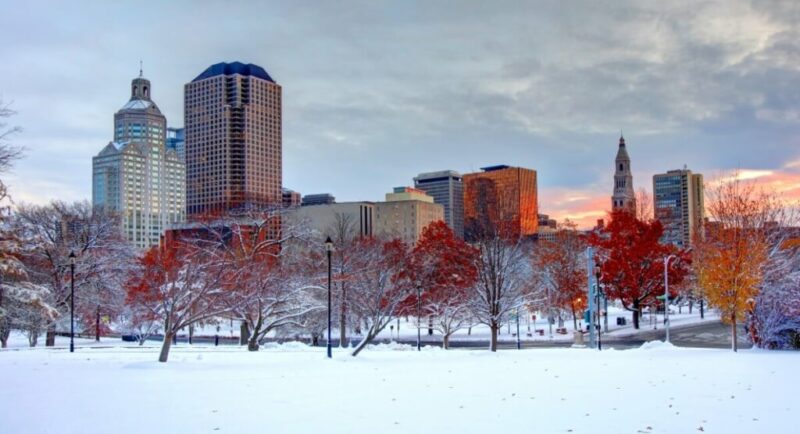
[333,320,749,350]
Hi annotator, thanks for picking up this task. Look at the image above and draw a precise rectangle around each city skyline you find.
[2,1,799,229]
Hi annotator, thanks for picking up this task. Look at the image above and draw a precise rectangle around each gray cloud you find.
[1,0,798,224]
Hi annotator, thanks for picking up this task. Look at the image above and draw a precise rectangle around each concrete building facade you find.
[413,170,464,238]
[92,70,185,249]
[462,165,538,240]
[374,187,444,245]
[289,202,374,241]
[184,62,282,217]
[653,169,705,247]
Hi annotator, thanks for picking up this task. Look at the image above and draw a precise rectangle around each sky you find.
[0,0,798,228]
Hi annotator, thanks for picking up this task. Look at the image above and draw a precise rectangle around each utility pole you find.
[586,247,596,349]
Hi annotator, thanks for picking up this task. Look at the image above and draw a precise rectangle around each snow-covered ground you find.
[0,340,795,434]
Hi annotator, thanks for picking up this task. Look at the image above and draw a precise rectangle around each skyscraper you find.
[184,62,282,217]
[653,168,705,247]
[611,135,636,213]
[92,69,185,249]
[413,170,464,238]
[463,165,538,240]
[166,127,185,162]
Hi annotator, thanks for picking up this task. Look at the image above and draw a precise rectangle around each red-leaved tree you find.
[588,210,690,329]
[398,221,478,349]
[126,244,233,362]
[531,222,587,331]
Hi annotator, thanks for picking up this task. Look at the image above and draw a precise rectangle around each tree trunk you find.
[45,324,56,347]
[571,306,578,331]
[490,320,498,352]
[159,332,174,362]
[632,300,641,329]
[240,321,250,345]
[443,333,450,350]
[28,329,38,347]
[731,312,738,352]
[700,299,705,319]
[95,307,100,341]
[248,316,264,352]
[188,324,194,345]
[351,327,379,357]
[0,326,9,348]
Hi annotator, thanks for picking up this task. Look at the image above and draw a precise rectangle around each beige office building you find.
[653,169,705,247]
[375,187,444,245]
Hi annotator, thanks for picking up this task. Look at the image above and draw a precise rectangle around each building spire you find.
[619,130,625,147]
[139,60,143,78]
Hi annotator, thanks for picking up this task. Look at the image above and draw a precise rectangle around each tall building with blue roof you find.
[184,61,282,217]
[92,68,186,248]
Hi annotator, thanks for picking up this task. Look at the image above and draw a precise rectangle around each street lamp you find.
[663,254,677,344]
[68,251,76,353]
[515,308,521,350]
[325,237,334,359]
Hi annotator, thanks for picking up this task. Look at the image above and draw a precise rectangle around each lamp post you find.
[325,237,334,359]
[515,308,521,350]
[594,265,602,351]
[416,286,421,351]
[68,251,76,353]
[585,247,596,349]
[663,254,677,344]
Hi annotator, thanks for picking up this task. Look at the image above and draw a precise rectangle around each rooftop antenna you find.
[139,60,143,78]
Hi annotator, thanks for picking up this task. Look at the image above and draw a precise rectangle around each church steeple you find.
[130,63,151,101]
[611,133,635,213]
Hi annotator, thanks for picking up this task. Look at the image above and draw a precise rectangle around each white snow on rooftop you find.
[120,99,153,110]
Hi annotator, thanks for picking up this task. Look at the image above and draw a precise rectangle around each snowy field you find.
[0,340,796,434]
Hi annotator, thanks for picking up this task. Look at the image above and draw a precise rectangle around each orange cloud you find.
[541,167,800,230]
[539,187,610,229]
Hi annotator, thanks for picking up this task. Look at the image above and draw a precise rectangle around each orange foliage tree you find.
[693,174,778,351]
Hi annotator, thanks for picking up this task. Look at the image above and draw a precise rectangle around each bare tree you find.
[347,238,411,356]
[468,235,530,351]
[12,201,127,345]
[327,212,360,346]
[0,99,23,177]
[635,188,653,221]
